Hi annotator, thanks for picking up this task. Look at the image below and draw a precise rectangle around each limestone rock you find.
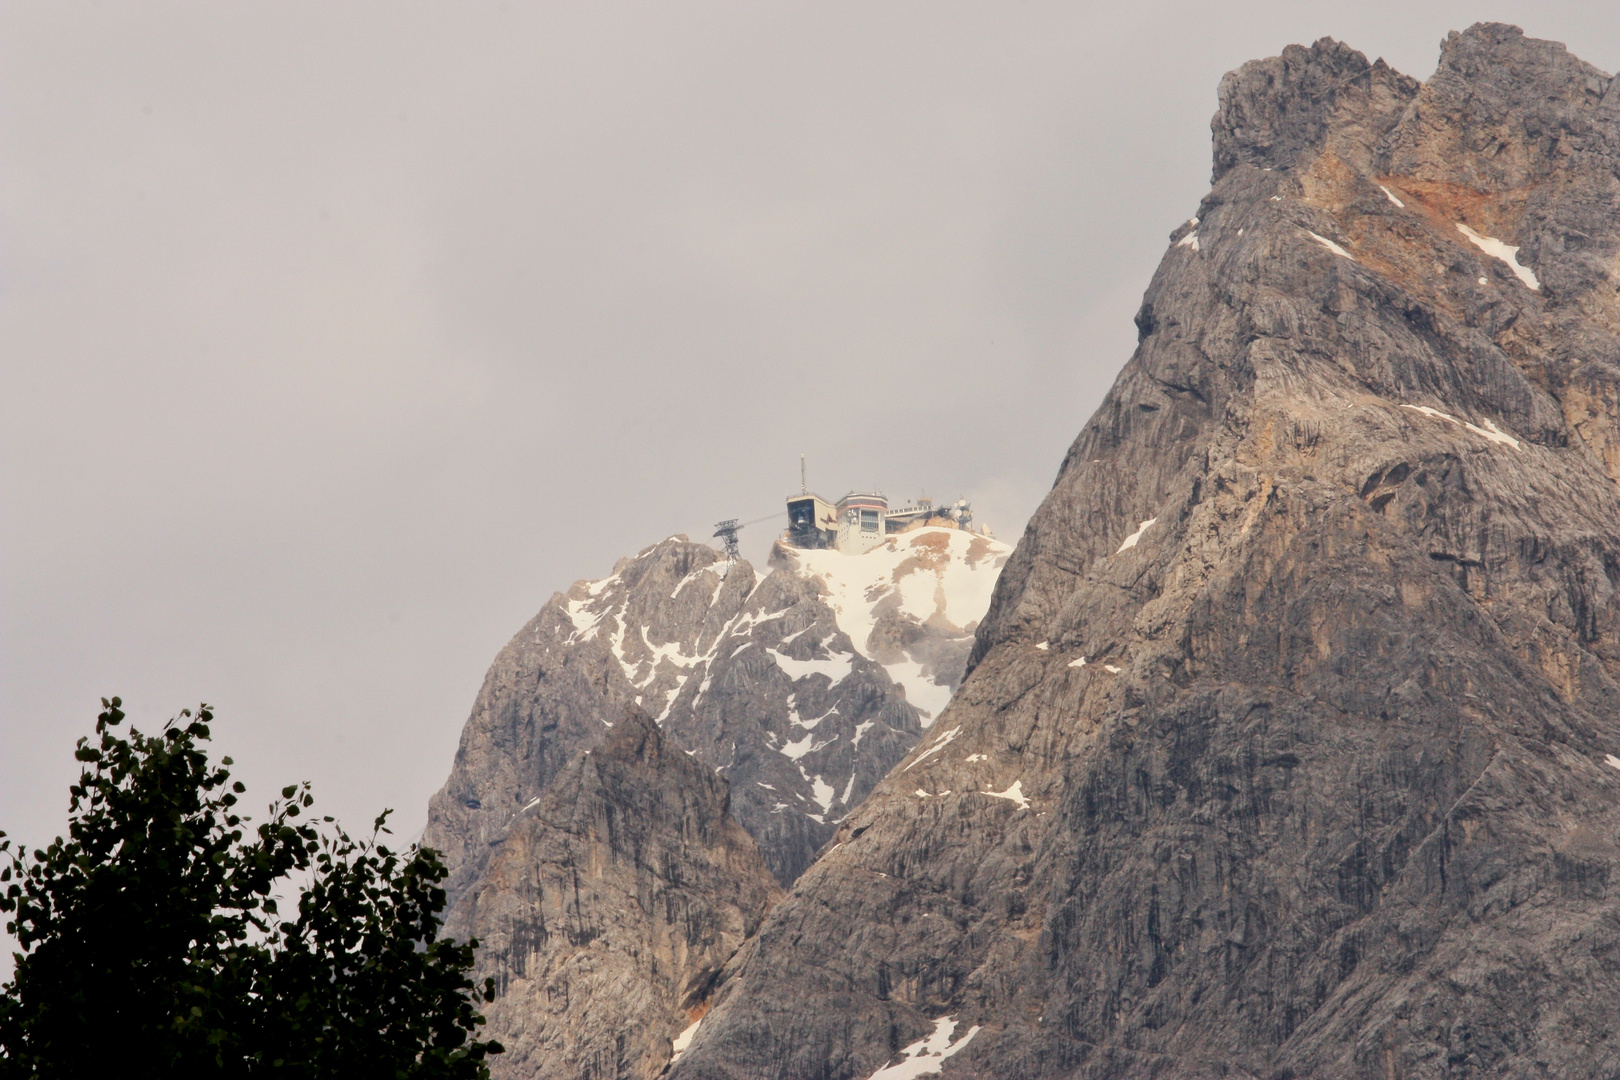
[447,711,780,1080]
[426,528,1008,893]
[422,525,1008,1074]
[673,24,1620,1080]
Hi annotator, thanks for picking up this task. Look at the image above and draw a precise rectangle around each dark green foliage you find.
[249,820,501,1077]
[0,698,502,1079]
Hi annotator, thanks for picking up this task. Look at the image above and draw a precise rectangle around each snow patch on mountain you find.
[1116,518,1158,553]
[906,725,961,771]
[982,779,1029,810]
[1306,230,1355,260]
[865,1016,982,1080]
[1456,223,1540,290]
[768,648,854,684]
[669,1018,702,1065]
[785,527,1010,725]
[1400,403,1524,450]
[534,527,1009,875]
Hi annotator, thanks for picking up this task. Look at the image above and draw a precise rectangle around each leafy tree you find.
[0,698,502,1079]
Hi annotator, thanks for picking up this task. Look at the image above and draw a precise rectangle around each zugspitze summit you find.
[429,23,1620,1080]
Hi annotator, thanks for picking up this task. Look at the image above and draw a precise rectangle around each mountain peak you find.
[449,700,779,1080]
[672,26,1620,1079]
[427,503,1011,893]
[1212,35,1416,183]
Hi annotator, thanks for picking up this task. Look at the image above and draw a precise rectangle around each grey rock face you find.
[426,528,1007,894]
[426,528,1007,1074]
[673,25,1620,1080]
[424,540,757,904]
[446,711,780,1080]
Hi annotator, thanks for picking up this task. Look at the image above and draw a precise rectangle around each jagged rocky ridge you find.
[427,527,1008,893]
[422,525,1008,1076]
[443,711,780,1080]
[670,25,1620,1080]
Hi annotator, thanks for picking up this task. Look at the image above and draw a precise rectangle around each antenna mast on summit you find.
[713,519,741,572]
[800,453,807,495]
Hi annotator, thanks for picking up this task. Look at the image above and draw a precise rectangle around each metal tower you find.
[713,518,741,562]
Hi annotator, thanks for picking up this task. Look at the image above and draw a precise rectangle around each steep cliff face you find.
[426,526,1007,1075]
[444,711,780,1080]
[673,25,1620,1080]
[426,526,1008,893]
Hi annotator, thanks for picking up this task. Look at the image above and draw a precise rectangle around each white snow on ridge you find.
[1116,518,1158,553]
[670,1018,702,1064]
[789,527,1010,726]
[1306,230,1355,261]
[779,732,818,761]
[778,624,813,647]
[671,563,726,601]
[884,658,955,719]
[1456,224,1540,291]
[793,706,838,731]
[565,597,608,642]
[636,626,711,685]
[895,569,941,623]
[1469,418,1522,449]
[1399,404,1523,451]
[768,648,854,684]
[1378,184,1405,208]
[865,1016,982,1080]
[1402,404,1460,425]
[561,565,767,723]
[905,725,960,771]
[1172,215,1199,251]
[982,779,1029,810]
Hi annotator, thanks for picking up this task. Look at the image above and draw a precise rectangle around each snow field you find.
[865,1016,982,1080]
[1456,224,1540,291]
[1399,404,1523,450]
[669,1018,701,1064]
[560,530,1010,829]
[791,528,1009,725]
[1116,518,1158,553]
[1306,230,1355,260]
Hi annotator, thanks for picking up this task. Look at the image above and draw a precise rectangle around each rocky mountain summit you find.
[668,24,1620,1080]
[427,526,1008,894]
[422,524,1008,1074]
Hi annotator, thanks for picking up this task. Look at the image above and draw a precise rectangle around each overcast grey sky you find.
[4,3,1617,870]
